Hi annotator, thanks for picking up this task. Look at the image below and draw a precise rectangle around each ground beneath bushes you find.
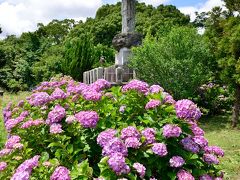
[0,92,240,179]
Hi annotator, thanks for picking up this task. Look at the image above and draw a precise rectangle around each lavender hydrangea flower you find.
[149,85,164,94]
[0,162,7,171]
[30,92,50,106]
[15,155,40,173]
[90,79,111,91]
[119,105,126,113]
[11,171,30,180]
[191,125,205,136]
[181,137,200,153]
[51,88,67,100]
[50,124,63,134]
[175,99,201,121]
[145,99,161,109]
[192,136,208,148]
[204,146,224,157]
[163,92,176,104]
[199,174,213,180]
[169,156,185,168]
[0,149,12,157]
[75,111,99,128]
[65,115,76,124]
[142,128,156,144]
[152,143,168,157]
[21,119,44,129]
[97,129,117,147]
[82,89,102,101]
[163,124,182,138]
[122,80,149,94]
[50,166,71,180]
[120,126,141,141]
[5,135,21,149]
[5,116,25,132]
[107,153,130,175]
[133,162,146,178]
[124,137,141,149]
[177,169,195,180]
[47,105,66,124]
[102,138,128,157]
[203,154,219,165]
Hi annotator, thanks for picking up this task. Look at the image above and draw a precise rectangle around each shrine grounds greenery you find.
[0,92,240,179]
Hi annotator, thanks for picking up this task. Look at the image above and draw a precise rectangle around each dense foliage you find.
[130,27,213,100]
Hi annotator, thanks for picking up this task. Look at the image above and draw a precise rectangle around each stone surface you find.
[112,32,142,51]
[122,0,136,33]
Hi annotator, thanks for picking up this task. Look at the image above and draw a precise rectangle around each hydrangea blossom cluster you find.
[181,137,200,153]
[51,87,67,100]
[75,111,99,128]
[11,155,40,180]
[141,128,156,144]
[133,162,146,178]
[203,154,219,165]
[50,166,71,180]
[5,114,28,132]
[162,92,176,104]
[21,119,44,129]
[90,79,111,91]
[175,99,201,121]
[107,153,130,176]
[5,135,21,149]
[120,126,141,149]
[177,169,195,180]
[102,138,128,157]
[47,105,66,124]
[28,92,50,106]
[149,85,164,94]
[50,123,63,134]
[163,124,182,138]
[145,99,161,109]
[122,79,149,94]
[151,143,168,157]
[0,162,7,171]
[204,146,224,157]
[97,129,117,147]
[169,156,185,168]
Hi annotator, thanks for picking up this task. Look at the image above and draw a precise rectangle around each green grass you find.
[0,93,240,179]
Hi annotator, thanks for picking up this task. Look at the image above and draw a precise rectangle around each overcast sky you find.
[0,0,224,39]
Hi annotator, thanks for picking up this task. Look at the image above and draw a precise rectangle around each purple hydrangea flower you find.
[11,171,30,180]
[82,89,102,101]
[13,143,24,150]
[50,166,71,180]
[90,79,111,91]
[124,137,141,149]
[47,105,66,124]
[145,99,161,109]
[0,162,7,171]
[5,116,25,132]
[119,105,126,113]
[191,125,205,136]
[133,162,146,178]
[203,154,219,165]
[65,115,76,124]
[149,85,164,94]
[163,124,182,138]
[21,119,44,129]
[50,123,63,134]
[199,174,213,180]
[5,135,21,149]
[177,169,195,180]
[152,143,168,157]
[142,128,156,144]
[103,138,128,157]
[97,129,117,147]
[163,92,176,104]
[122,80,149,94]
[175,99,201,121]
[192,136,208,148]
[169,156,185,168]
[17,100,25,107]
[120,126,141,141]
[75,111,99,128]
[204,146,224,157]
[15,155,40,173]
[0,149,12,157]
[107,153,130,175]
[29,92,50,106]
[181,137,200,153]
[51,88,67,100]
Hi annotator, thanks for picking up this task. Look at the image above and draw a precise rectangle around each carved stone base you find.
[112,32,142,51]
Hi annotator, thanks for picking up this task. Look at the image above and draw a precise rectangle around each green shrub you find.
[0,77,224,179]
[130,27,214,100]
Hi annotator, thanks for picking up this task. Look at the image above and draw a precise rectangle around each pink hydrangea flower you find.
[152,143,168,157]
[50,166,71,180]
[177,169,194,180]
[163,124,182,138]
[50,123,63,134]
[133,162,146,178]
[145,99,161,109]
[169,156,185,168]
[0,162,7,171]
[75,111,99,128]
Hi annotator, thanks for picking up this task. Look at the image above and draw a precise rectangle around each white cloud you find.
[179,0,225,21]
[0,0,103,39]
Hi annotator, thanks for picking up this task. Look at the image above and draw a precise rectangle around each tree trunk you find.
[232,84,240,127]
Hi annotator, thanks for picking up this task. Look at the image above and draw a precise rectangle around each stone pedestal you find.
[115,47,131,66]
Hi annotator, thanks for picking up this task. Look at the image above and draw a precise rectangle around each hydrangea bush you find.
[0,77,224,179]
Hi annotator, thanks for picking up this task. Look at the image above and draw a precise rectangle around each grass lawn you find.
[0,92,240,179]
